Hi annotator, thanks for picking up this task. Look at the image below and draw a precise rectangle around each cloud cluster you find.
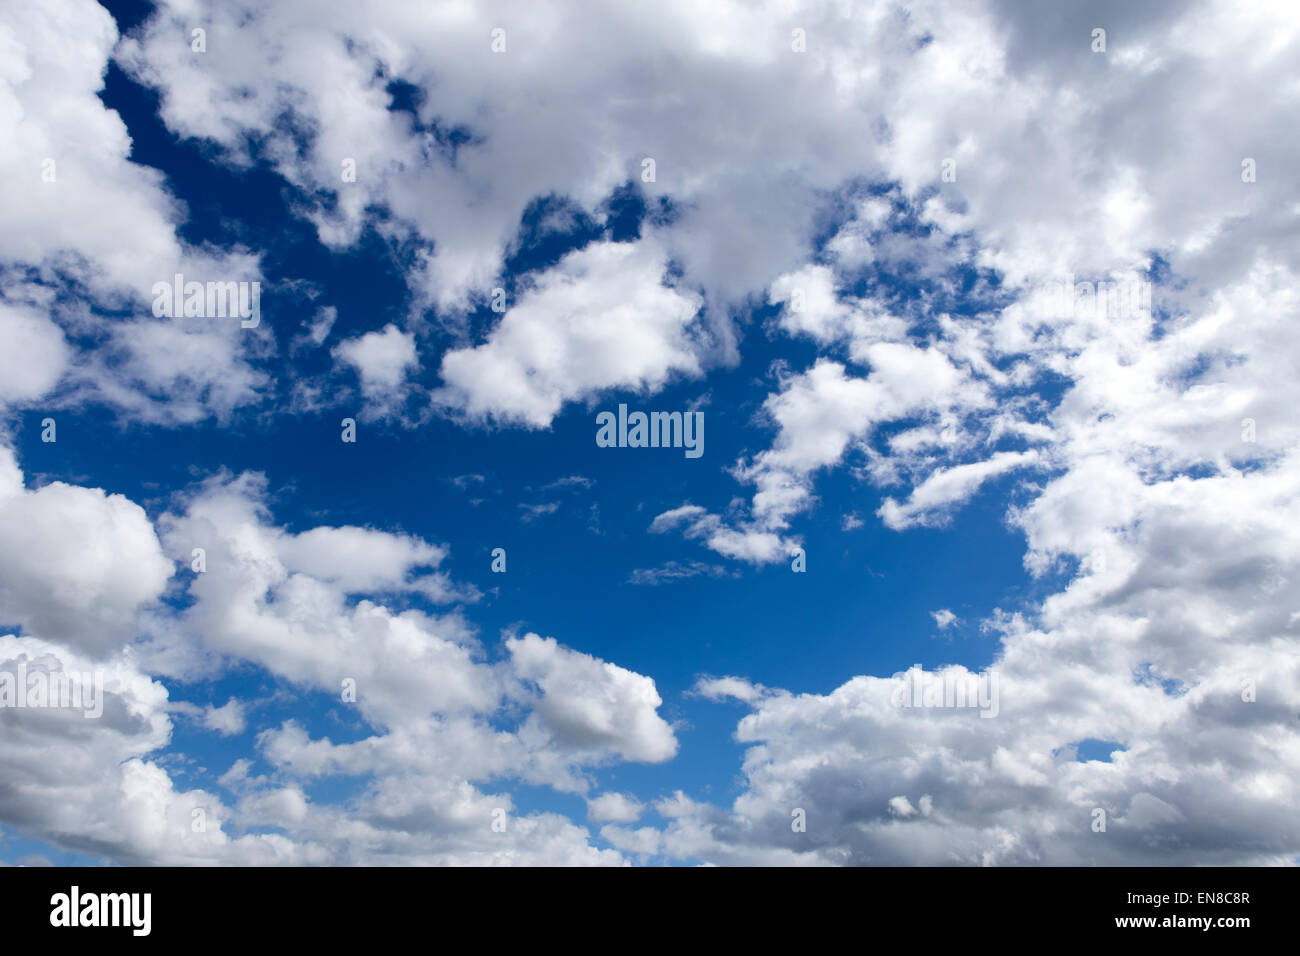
[0,0,269,424]
[0,0,1297,866]
[0,452,677,863]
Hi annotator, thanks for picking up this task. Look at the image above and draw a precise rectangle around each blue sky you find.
[1,0,1297,866]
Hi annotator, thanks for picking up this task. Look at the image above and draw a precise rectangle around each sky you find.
[0,0,1297,866]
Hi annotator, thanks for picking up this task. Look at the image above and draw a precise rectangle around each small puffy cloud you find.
[692,676,770,705]
[649,504,794,566]
[203,699,248,737]
[332,324,418,413]
[275,524,465,603]
[586,792,644,823]
[599,824,661,857]
[507,633,678,764]
[437,239,704,427]
[0,302,70,406]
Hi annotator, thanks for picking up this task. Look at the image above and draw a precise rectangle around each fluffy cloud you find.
[0,1,249,295]
[0,454,687,864]
[0,1,269,424]
[587,791,645,824]
[0,633,312,864]
[930,609,957,630]
[507,633,678,765]
[332,324,419,416]
[203,699,247,737]
[437,239,705,427]
[0,301,70,405]
[0,447,172,657]
[3,0,1299,867]
[645,194,1300,865]
[659,533,1300,864]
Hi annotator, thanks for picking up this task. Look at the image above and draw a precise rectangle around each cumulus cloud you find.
[0,1,249,295]
[332,323,418,415]
[0,455,684,864]
[0,1,269,424]
[0,447,172,657]
[507,634,678,765]
[2,0,1298,868]
[437,239,705,427]
[203,699,247,737]
[0,301,70,405]
[0,634,306,865]
[692,676,770,705]
[587,792,644,824]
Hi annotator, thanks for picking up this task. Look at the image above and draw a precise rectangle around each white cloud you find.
[627,561,731,586]
[587,792,644,824]
[275,524,465,603]
[507,634,678,765]
[203,698,247,737]
[692,676,769,705]
[2,0,1298,867]
[332,323,418,414]
[649,504,795,567]
[599,824,661,857]
[0,634,305,864]
[0,1,268,424]
[437,239,704,427]
[0,447,172,657]
[0,301,70,405]
[878,450,1040,530]
[0,1,253,296]
[0,455,688,864]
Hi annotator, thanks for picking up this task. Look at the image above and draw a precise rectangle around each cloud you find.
[0,0,255,296]
[930,609,957,630]
[1,1,269,425]
[0,301,70,406]
[2,0,1298,867]
[332,323,418,415]
[0,454,688,863]
[507,634,678,765]
[0,634,304,865]
[627,561,732,586]
[0,447,172,657]
[599,824,661,858]
[587,792,644,824]
[878,450,1041,530]
[692,676,770,705]
[203,699,247,737]
[649,504,795,566]
[275,523,467,603]
[517,501,560,523]
[436,239,705,427]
